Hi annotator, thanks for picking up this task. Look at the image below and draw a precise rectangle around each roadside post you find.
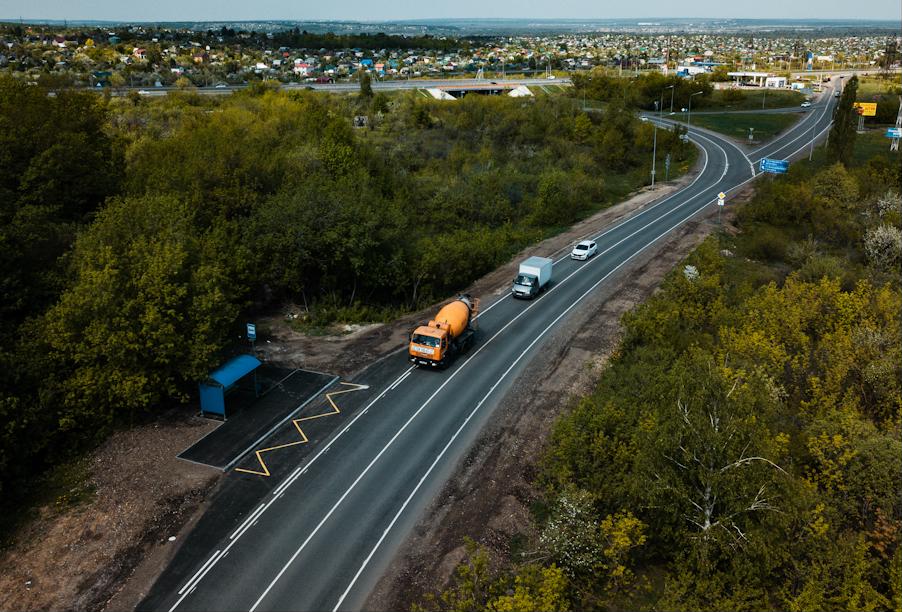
[717,191,726,225]
[651,122,657,187]
[665,153,671,181]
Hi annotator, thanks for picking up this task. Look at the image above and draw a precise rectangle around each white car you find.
[801,101,812,108]
[571,240,597,260]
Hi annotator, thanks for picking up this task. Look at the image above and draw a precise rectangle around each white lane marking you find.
[177,550,221,596]
[166,366,415,612]
[650,114,753,177]
[231,504,266,540]
[248,142,727,612]
[747,84,834,157]
[750,95,832,162]
[173,130,726,611]
[389,370,412,391]
[333,119,836,607]
[477,131,714,320]
[748,105,819,156]
[331,142,737,612]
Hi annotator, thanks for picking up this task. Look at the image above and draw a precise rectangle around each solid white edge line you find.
[177,550,221,596]
[170,550,222,611]
[751,94,832,162]
[231,504,266,540]
[170,132,720,612]
[248,140,728,612]
[334,120,840,608]
[478,129,713,320]
[166,366,416,612]
[331,135,739,611]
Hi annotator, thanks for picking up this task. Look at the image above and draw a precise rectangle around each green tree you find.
[42,194,243,431]
[359,69,373,98]
[827,75,859,165]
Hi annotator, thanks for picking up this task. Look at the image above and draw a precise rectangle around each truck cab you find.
[409,328,448,365]
[512,273,540,298]
[408,295,479,368]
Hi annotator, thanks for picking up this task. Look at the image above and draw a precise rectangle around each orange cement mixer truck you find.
[408,294,480,368]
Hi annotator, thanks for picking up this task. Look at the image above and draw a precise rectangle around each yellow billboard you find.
[853,102,877,117]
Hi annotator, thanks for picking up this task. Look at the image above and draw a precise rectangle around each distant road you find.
[123,77,571,97]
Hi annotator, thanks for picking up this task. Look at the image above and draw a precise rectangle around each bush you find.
[864,224,902,271]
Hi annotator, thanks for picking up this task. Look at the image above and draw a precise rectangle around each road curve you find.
[140,79,838,612]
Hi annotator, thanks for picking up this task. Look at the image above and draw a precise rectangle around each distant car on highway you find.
[214,83,228,88]
[546,75,556,80]
[137,89,151,95]
[801,101,812,108]
[571,240,598,261]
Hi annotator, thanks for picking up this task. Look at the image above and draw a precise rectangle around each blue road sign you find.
[759,158,789,174]
[247,323,256,341]
[885,128,902,138]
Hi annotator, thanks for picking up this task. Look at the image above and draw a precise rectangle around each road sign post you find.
[717,191,725,224]
[247,323,256,353]
[759,158,789,174]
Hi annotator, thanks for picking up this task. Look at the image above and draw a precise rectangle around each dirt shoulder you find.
[256,172,700,380]
[0,171,706,612]
[364,186,755,611]
[0,411,220,612]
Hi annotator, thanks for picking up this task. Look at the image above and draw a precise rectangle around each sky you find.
[1,0,900,22]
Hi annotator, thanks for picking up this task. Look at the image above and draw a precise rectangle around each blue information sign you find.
[247,323,256,341]
[885,128,902,139]
[759,158,789,174]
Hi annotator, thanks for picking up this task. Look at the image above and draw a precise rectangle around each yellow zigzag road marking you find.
[234,382,369,477]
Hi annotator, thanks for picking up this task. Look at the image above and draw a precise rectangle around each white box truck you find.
[512,256,553,299]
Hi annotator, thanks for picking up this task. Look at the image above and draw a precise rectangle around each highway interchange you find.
[140,78,840,612]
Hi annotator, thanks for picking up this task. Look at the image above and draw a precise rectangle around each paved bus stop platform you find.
[178,367,338,470]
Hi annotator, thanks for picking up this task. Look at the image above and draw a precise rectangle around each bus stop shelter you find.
[199,354,262,419]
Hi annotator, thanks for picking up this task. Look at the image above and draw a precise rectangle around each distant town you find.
[0,20,898,89]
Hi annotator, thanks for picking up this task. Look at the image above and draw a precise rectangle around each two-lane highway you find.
[141,78,839,612]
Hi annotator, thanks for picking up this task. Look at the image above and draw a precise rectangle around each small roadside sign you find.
[885,127,902,138]
[247,323,256,341]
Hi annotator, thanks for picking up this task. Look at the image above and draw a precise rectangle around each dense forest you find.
[421,138,902,609]
[0,78,692,520]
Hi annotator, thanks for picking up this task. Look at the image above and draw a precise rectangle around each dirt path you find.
[364,186,754,611]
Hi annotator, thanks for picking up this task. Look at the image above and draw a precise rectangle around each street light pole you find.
[688,90,703,132]
[762,84,767,109]
[651,122,658,187]
[661,84,673,117]
[670,84,675,114]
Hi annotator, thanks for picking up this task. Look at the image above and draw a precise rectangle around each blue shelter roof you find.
[206,354,261,388]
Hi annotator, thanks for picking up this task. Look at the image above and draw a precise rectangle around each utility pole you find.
[670,84,675,114]
[762,85,767,109]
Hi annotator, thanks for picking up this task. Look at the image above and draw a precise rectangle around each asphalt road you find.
[141,79,838,612]
[128,77,569,96]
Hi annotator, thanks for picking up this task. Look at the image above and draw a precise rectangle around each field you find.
[687,111,802,142]
[703,88,806,110]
